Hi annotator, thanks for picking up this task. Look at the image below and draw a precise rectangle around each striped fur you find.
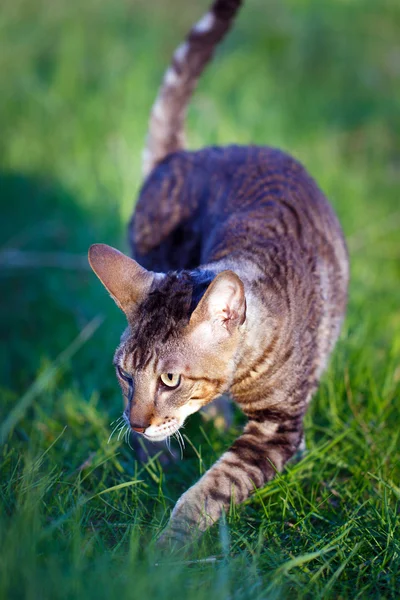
[129,146,348,545]
[88,0,349,548]
[142,0,242,177]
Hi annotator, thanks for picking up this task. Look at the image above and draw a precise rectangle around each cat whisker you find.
[126,426,132,446]
[127,429,134,451]
[108,419,124,444]
[116,420,134,451]
[173,431,184,459]
[172,434,180,459]
[165,436,173,456]
[176,429,185,451]
[117,423,126,441]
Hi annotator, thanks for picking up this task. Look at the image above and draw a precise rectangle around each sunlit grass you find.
[0,0,399,598]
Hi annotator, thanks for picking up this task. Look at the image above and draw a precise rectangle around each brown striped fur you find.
[143,0,243,177]
[88,0,349,547]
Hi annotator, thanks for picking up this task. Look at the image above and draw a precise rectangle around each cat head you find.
[88,244,246,441]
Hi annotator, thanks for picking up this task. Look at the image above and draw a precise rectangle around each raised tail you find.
[142,0,243,178]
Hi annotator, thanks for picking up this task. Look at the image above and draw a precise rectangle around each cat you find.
[88,0,349,547]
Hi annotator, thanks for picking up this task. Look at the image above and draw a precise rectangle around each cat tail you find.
[142,0,243,178]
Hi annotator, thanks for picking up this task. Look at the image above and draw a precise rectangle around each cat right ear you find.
[88,244,156,313]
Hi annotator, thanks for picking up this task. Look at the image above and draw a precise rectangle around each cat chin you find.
[144,432,172,442]
[144,431,176,442]
[143,422,181,442]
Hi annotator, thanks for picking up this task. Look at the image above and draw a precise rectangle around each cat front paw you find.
[156,492,200,551]
[156,526,188,553]
[157,486,218,552]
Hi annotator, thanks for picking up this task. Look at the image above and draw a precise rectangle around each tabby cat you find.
[88,0,349,546]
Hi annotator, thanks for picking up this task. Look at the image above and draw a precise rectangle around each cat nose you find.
[130,423,147,433]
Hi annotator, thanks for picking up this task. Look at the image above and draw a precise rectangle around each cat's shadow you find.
[0,171,123,397]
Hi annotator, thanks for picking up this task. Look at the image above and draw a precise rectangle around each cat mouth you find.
[143,420,181,442]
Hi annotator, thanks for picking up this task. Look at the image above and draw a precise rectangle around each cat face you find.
[88,244,246,441]
[115,328,230,441]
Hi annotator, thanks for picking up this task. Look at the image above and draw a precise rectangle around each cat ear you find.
[88,244,155,313]
[190,270,246,335]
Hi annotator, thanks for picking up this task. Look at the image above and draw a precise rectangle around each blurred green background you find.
[1,0,399,598]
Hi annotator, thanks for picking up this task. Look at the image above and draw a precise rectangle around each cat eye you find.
[117,365,133,384]
[160,373,181,389]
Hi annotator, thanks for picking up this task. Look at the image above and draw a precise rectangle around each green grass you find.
[1,0,399,597]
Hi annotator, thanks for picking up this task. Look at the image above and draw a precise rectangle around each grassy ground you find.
[1,0,399,597]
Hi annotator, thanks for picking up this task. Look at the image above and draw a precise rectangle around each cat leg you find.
[159,411,304,546]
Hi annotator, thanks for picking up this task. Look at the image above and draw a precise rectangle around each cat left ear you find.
[88,243,156,314]
[190,270,246,335]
